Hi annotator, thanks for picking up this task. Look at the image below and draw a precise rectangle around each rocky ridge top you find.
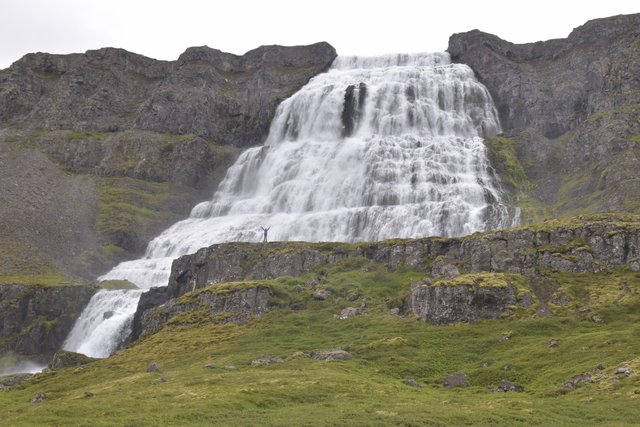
[0,42,337,147]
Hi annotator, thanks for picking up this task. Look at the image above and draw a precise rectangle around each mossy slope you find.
[2,257,639,426]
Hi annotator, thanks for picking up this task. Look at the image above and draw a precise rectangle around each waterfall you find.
[63,289,143,358]
[67,52,511,357]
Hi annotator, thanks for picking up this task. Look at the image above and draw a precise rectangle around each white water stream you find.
[65,52,511,358]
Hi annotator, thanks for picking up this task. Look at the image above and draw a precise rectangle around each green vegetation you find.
[98,279,138,290]
[67,130,108,141]
[95,176,200,263]
[485,136,533,194]
[2,257,639,426]
[0,273,89,287]
[432,272,529,289]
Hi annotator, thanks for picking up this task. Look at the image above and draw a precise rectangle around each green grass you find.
[2,260,640,425]
[0,273,89,287]
[98,280,138,290]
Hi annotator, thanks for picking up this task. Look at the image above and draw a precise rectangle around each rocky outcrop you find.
[129,215,640,337]
[132,284,271,340]
[411,278,516,324]
[165,216,639,299]
[449,14,640,218]
[0,283,96,359]
[449,14,640,138]
[49,350,96,369]
[0,42,336,278]
[0,43,337,147]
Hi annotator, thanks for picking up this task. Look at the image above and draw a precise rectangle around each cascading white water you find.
[63,289,143,358]
[68,52,512,357]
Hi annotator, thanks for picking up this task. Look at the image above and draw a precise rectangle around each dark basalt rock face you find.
[133,285,271,340]
[0,284,96,359]
[128,216,640,340]
[448,14,640,139]
[411,281,516,324]
[448,14,640,216]
[0,43,337,147]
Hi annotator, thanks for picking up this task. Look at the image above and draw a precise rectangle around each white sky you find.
[0,0,638,69]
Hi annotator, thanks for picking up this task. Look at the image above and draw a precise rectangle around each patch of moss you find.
[485,135,533,194]
[99,280,138,290]
[0,274,89,287]
[67,130,108,141]
[432,272,529,289]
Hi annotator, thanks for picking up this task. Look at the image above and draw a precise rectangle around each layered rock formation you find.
[0,43,337,146]
[0,43,336,278]
[449,14,640,219]
[0,283,96,359]
[130,215,640,336]
[411,277,518,324]
[134,284,271,340]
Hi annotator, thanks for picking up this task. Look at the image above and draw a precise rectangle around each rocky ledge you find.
[129,214,640,337]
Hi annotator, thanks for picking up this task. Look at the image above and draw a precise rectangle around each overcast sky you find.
[0,0,637,69]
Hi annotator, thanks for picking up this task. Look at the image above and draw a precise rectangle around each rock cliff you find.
[0,43,336,278]
[0,283,96,359]
[0,43,337,146]
[130,214,640,335]
[448,14,640,220]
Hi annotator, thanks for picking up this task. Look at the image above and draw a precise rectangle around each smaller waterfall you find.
[63,289,143,358]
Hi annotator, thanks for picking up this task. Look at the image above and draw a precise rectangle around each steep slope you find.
[448,14,640,221]
[0,43,337,279]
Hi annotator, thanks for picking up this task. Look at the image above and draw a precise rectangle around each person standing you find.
[260,226,270,243]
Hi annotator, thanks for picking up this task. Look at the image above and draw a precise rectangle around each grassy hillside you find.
[2,257,639,426]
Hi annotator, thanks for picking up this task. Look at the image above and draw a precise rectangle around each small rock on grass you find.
[313,289,331,300]
[147,362,160,372]
[312,349,351,361]
[443,372,468,388]
[336,305,364,319]
[31,392,46,403]
[616,367,631,377]
[495,379,523,392]
[405,378,421,388]
[251,355,284,366]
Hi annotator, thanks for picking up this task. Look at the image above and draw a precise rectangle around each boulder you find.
[336,306,364,319]
[443,372,469,388]
[312,349,352,361]
[411,279,516,324]
[49,350,96,370]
